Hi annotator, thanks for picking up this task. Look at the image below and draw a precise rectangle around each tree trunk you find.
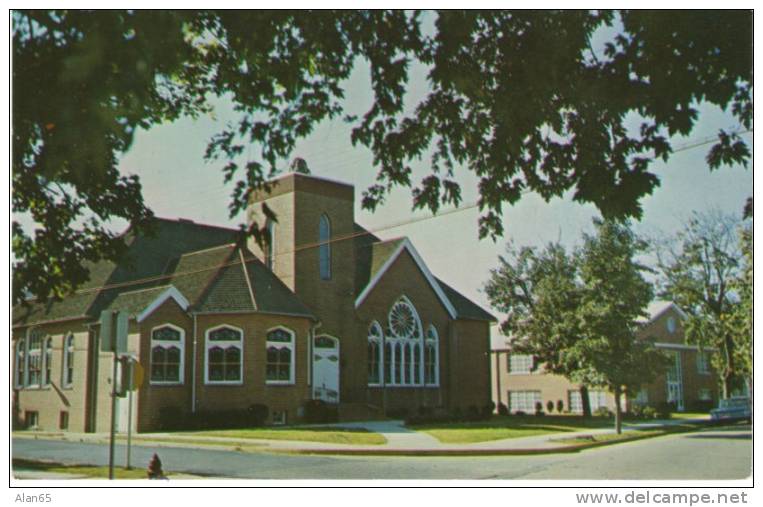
[580,385,592,418]
[614,386,623,435]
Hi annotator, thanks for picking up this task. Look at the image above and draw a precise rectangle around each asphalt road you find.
[12,424,752,480]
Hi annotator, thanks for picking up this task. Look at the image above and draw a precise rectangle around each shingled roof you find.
[353,224,495,322]
[13,217,314,326]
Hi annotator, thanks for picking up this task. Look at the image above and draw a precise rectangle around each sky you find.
[114,19,752,320]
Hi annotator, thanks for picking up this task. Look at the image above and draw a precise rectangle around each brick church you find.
[12,173,495,432]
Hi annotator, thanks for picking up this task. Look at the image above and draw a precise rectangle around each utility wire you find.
[23,128,753,300]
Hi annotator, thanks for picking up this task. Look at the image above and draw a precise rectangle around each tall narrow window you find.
[384,342,392,384]
[425,325,439,385]
[205,325,243,384]
[26,329,44,388]
[15,339,25,388]
[150,325,185,384]
[265,219,276,271]
[43,337,53,386]
[266,327,295,384]
[318,214,331,280]
[62,334,74,387]
[367,322,383,385]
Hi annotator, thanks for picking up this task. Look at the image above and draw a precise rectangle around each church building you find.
[12,173,495,432]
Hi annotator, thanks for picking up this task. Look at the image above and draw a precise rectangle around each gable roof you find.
[353,225,495,322]
[637,300,688,324]
[13,217,314,327]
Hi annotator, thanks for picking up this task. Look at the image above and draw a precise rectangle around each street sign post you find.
[102,309,129,480]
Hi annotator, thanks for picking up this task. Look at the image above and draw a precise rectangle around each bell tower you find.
[248,174,360,400]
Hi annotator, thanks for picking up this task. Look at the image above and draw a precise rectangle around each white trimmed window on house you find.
[508,390,541,413]
[424,325,439,385]
[205,325,243,384]
[265,219,276,271]
[43,337,53,386]
[698,388,713,401]
[62,334,75,388]
[507,354,534,374]
[266,327,295,384]
[319,214,331,280]
[26,329,44,388]
[367,321,383,385]
[150,324,185,384]
[14,339,25,389]
[696,351,711,375]
[633,388,649,406]
[568,389,609,413]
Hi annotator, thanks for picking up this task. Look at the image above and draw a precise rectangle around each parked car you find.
[710,397,752,423]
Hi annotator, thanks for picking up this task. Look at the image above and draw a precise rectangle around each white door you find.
[666,351,684,411]
[312,336,340,403]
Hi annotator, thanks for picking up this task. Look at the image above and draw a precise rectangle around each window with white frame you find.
[265,219,276,270]
[318,214,331,280]
[424,325,439,385]
[62,334,74,387]
[698,388,713,401]
[266,327,294,383]
[26,329,44,387]
[385,297,425,386]
[568,389,609,412]
[43,337,53,386]
[14,339,25,388]
[508,390,541,413]
[696,351,711,375]
[206,325,243,384]
[588,390,608,411]
[367,321,383,385]
[633,388,649,406]
[508,354,534,374]
[150,325,185,384]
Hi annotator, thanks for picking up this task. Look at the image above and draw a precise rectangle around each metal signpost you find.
[120,356,144,470]
[101,310,128,480]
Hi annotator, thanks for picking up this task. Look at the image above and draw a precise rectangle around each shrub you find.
[593,406,613,418]
[655,401,675,419]
[534,401,544,416]
[556,400,564,413]
[248,403,269,426]
[451,406,463,420]
[386,407,410,419]
[546,400,554,413]
[642,406,658,419]
[497,402,509,416]
[418,405,434,416]
[482,401,496,418]
[465,405,481,421]
[304,400,339,424]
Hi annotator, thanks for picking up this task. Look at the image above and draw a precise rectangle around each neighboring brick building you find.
[491,301,718,414]
[12,173,495,432]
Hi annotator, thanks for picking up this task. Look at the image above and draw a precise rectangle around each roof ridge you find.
[113,284,173,297]
[176,243,237,257]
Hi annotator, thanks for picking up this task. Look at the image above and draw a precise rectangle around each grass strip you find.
[178,427,387,445]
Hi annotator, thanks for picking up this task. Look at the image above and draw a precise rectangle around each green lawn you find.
[14,459,155,479]
[669,412,710,420]
[411,415,614,444]
[180,427,387,445]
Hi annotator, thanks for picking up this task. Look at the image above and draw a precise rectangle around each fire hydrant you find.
[147,453,166,479]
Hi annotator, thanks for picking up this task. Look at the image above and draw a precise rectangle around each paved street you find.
[12,424,751,480]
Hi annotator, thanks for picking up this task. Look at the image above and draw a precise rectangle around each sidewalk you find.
[12,417,710,457]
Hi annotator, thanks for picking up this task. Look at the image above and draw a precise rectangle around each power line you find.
[25,128,752,300]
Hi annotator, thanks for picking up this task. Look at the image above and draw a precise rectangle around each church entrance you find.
[312,335,340,403]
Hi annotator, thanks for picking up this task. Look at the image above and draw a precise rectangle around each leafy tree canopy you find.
[486,219,669,431]
[657,211,750,397]
[12,10,752,304]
